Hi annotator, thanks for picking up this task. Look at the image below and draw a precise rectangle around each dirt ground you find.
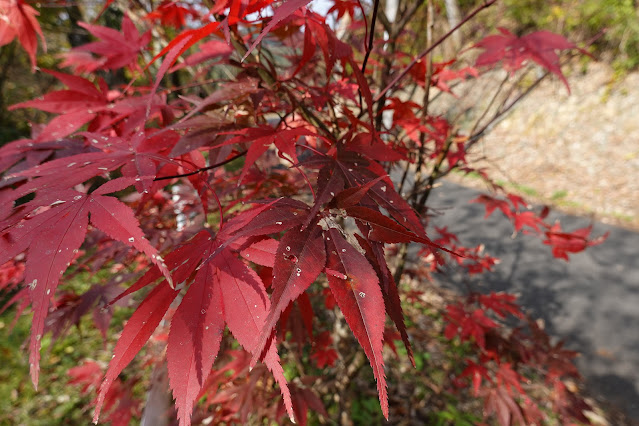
[442,61,639,230]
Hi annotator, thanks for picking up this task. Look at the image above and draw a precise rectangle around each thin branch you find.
[394,0,425,35]
[416,136,453,212]
[153,150,247,181]
[409,0,435,204]
[467,70,549,151]
[377,9,393,35]
[361,0,381,75]
[467,72,510,138]
[375,0,497,103]
[358,0,381,107]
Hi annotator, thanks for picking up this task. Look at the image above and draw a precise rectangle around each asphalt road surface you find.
[429,181,639,420]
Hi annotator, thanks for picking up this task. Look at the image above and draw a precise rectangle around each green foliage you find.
[502,0,639,71]
[454,0,639,71]
[432,402,482,425]
[0,314,97,425]
[350,395,385,424]
[0,267,142,425]
[551,189,569,200]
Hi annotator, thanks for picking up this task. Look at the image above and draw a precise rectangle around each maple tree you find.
[0,0,607,424]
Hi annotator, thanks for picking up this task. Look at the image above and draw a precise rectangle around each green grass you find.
[0,313,99,425]
[551,189,569,200]
[496,180,539,197]
[431,403,481,426]
[0,264,146,425]
[609,211,635,224]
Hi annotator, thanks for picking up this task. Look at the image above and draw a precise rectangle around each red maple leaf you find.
[219,126,314,183]
[69,360,137,425]
[310,331,338,368]
[355,234,415,366]
[57,51,107,74]
[0,178,172,388]
[74,14,151,71]
[496,363,524,395]
[484,387,526,426]
[459,361,491,396]
[239,237,279,267]
[475,27,581,93]
[507,193,529,211]
[513,211,543,233]
[250,222,326,366]
[10,70,110,141]
[244,0,314,60]
[478,292,524,319]
[1,133,176,210]
[470,194,513,219]
[325,227,388,419]
[0,1,605,424]
[95,200,308,426]
[543,222,608,261]
[180,39,233,67]
[409,59,478,93]
[145,1,198,29]
[0,0,45,69]
[444,303,497,348]
[327,0,359,19]
[94,281,178,424]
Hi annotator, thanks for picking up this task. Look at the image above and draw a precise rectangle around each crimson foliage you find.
[0,0,605,424]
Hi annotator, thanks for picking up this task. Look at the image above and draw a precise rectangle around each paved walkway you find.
[430,181,639,420]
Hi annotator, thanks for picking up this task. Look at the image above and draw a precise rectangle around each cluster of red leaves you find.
[471,193,608,260]
[0,0,604,425]
[68,361,141,425]
[145,1,199,29]
[444,292,592,425]
[474,27,585,93]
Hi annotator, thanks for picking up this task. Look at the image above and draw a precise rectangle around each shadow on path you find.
[430,181,639,420]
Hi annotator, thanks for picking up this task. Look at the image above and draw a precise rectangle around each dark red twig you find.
[153,150,247,181]
[361,0,381,75]
[375,0,497,103]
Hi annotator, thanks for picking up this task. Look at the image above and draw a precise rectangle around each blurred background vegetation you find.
[491,0,639,71]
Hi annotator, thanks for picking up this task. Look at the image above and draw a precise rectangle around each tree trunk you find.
[444,0,462,49]
[140,361,172,426]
